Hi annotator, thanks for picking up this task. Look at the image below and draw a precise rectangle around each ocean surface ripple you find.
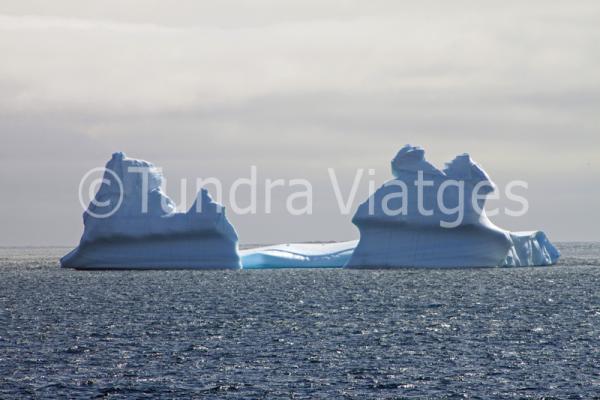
[1,243,599,399]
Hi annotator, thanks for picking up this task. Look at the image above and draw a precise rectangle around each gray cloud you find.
[0,1,599,245]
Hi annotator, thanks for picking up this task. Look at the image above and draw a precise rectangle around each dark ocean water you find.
[1,243,599,399]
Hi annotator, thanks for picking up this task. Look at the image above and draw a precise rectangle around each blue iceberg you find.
[241,241,357,269]
[61,152,241,269]
[503,231,561,267]
[345,145,559,268]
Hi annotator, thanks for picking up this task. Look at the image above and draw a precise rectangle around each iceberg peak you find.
[111,151,126,160]
[391,144,443,177]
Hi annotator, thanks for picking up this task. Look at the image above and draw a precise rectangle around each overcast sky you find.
[1,1,599,246]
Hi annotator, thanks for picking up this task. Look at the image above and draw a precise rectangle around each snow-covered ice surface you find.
[61,153,240,269]
[240,241,357,269]
[346,145,559,268]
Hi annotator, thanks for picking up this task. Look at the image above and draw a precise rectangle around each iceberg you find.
[61,152,241,269]
[345,145,560,268]
[240,241,357,269]
[61,147,558,270]
[503,231,561,267]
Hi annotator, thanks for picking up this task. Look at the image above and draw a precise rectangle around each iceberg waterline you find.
[240,235,559,269]
[62,147,559,269]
